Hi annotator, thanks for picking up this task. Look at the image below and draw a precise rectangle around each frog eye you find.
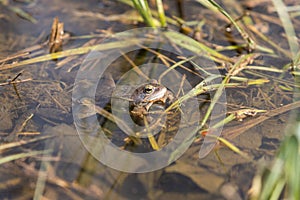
[143,85,154,94]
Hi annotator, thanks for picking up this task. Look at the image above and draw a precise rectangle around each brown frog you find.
[129,79,175,126]
[96,75,180,149]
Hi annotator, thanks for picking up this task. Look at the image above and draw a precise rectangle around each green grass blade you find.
[272,0,299,57]
[195,0,255,49]
[155,0,167,27]
[0,0,38,24]
[163,30,233,63]
[131,0,157,27]
[0,38,144,70]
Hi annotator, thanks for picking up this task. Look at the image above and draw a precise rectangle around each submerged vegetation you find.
[0,0,299,199]
[130,1,300,199]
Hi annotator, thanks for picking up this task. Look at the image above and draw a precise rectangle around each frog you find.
[130,79,175,111]
[129,79,176,126]
[94,74,180,149]
[95,73,176,127]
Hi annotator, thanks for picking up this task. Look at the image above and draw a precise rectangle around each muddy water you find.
[0,0,299,199]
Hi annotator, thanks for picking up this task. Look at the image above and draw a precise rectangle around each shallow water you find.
[0,0,299,199]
